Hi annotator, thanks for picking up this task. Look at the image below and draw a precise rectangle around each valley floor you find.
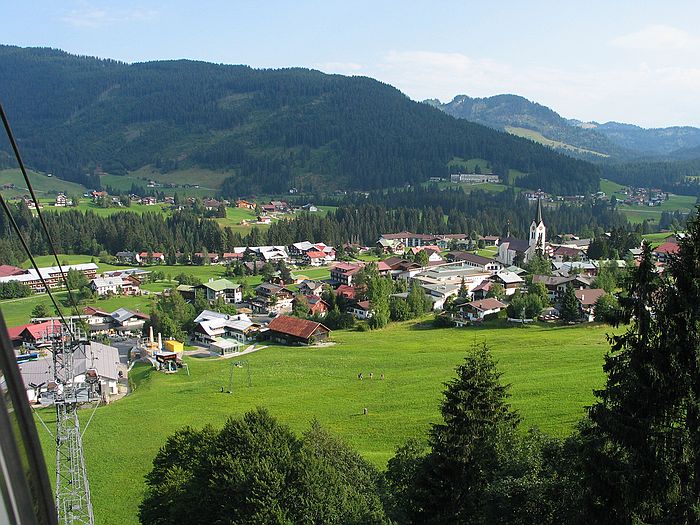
[35,319,615,525]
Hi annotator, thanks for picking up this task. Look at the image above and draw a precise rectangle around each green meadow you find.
[32,319,615,525]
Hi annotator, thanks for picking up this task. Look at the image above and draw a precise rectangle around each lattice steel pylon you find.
[49,320,95,525]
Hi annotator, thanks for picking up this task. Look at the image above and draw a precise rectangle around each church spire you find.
[536,197,543,224]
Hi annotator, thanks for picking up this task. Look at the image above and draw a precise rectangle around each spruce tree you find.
[560,284,580,322]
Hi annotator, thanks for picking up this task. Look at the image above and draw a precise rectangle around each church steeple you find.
[536,197,543,225]
[529,198,546,251]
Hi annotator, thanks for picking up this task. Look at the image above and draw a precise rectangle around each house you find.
[196,279,242,304]
[176,284,196,302]
[491,271,525,295]
[15,320,63,348]
[304,250,327,266]
[251,283,294,314]
[0,264,25,278]
[470,279,492,300]
[574,288,607,322]
[301,203,318,212]
[348,300,372,320]
[298,280,325,296]
[54,193,70,207]
[409,246,443,264]
[235,199,256,210]
[260,204,275,214]
[653,242,680,263]
[192,311,260,345]
[115,251,141,265]
[330,262,363,286]
[18,341,124,403]
[110,308,149,332]
[307,296,329,317]
[141,196,157,206]
[532,274,592,299]
[289,241,316,256]
[90,276,140,296]
[334,284,356,299]
[479,235,500,246]
[270,200,290,212]
[138,252,165,265]
[267,315,330,345]
[446,252,502,272]
[82,306,114,327]
[461,298,507,321]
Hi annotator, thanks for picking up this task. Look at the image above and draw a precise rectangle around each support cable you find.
[0,102,84,324]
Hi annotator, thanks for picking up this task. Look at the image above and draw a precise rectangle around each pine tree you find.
[560,284,579,322]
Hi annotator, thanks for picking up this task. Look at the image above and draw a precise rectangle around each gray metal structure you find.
[47,322,96,525]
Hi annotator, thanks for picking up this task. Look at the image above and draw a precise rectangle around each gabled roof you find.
[20,320,62,340]
[335,285,356,298]
[83,306,111,317]
[448,252,495,265]
[377,261,392,271]
[305,250,326,258]
[466,298,506,312]
[268,315,330,339]
[494,271,525,284]
[499,238,530,253]
[575,288,606,306]
[353,300,371,311]
[199,278,240,292]
[0,265,25,277]
[111,308,148,323]
[654,242,680,255]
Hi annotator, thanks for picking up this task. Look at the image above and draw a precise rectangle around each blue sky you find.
[5,1,700,127]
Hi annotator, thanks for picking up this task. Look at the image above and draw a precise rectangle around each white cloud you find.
[611,24,700,51]
[358,50,700,127]
[61,5,157,28]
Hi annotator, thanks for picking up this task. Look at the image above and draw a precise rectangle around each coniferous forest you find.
[0,45,599,195]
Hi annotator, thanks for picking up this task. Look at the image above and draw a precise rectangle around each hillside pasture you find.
[33,319,614,525]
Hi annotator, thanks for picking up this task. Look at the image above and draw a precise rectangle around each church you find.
[497,199,552,266]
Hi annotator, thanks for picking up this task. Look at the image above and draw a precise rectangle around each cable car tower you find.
[45,320,96,525]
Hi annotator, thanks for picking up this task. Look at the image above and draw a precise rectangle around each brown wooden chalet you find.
[267,315,330,345]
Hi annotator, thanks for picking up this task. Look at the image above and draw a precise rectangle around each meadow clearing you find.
[31,319,616,525]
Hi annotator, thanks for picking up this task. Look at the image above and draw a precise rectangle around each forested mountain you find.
[591,121,700,156]
[430,93,700,160]
[426,94,629,159]
[0,45,599,196]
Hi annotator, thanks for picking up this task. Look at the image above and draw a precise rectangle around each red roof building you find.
[335,284,356,299]
[0,265,26,278]
[267,315,330,345]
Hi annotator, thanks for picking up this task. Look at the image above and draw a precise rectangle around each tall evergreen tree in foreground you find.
[581,232,700,523]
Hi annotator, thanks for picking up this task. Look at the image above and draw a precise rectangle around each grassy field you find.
[618,193,697,224]
[41,200,172,217]
[214,206,260,232]
[505,127,609,158]
[34,319,615,525]
[0,169,87,198]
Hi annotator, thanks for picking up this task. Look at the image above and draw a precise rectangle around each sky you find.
[5,0,700,127]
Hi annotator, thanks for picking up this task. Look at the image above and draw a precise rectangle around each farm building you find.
[267,315,330,345]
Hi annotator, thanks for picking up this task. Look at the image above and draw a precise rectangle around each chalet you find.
[420,282,461,310]
[378,231,435,248]
[653,242,680,263]
[301,203,318,212]
[19,341,124,403]
[138,252,165,265]
[193,251,220,264]
[307,296,329,317]
[235,199,256,210]
[479,235,500,246]
[461,298,507,321]
[82,306,114,327]
[15,320,63,348]
[409,246,443,262]
[334,284,356,299]
[330,262,363,286]
[221,252,244,263]
[196,279,242,304]
[54,194,69,207]
[376,237,405,254]
[115,251,141,265]
[289,241,315,256]
[490,271,524,295]
[574,288,606,322]
[446,252,502,272]
[348,300,372,320]
[302,250,325,266]
[383,257,422,279]
[110,308,149,332]
[267,315,330,345]
[258,215,271,224]
[90,276,141,296]
[270,200,290,212]
[551,245,588,262]
[251,283,294,314]
[260,204,275,214]
[532,274,593,300]
[470,280,493,300]
[141,196,157,206]
[298,280,325,296]
[202,198,227,210]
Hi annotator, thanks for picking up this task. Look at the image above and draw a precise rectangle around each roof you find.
[448,252,495,266]
[20,320,62,340]
[494,271,525,284]
[305,250,326,258]
[377,261,391,271]
[8,323,31,341]
[654,242,680,255]
[0,265,25,277]
[575,288,606,306]
[335,285,356,298]
[268,315,330,340]
[467,298,506,311]
[532,275,573,287]
[499,238,530,253]
[380,231,415,240]
[200,278,240,292]
[111,308,148,323]
[353,300,371,311]
[83,306,111,317]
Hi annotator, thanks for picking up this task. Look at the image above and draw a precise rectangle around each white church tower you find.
[529,198,546,252]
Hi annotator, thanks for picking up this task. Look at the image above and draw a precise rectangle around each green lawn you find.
[33,319,615,525]
[214,206,259,232]
[42,200,172,217]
